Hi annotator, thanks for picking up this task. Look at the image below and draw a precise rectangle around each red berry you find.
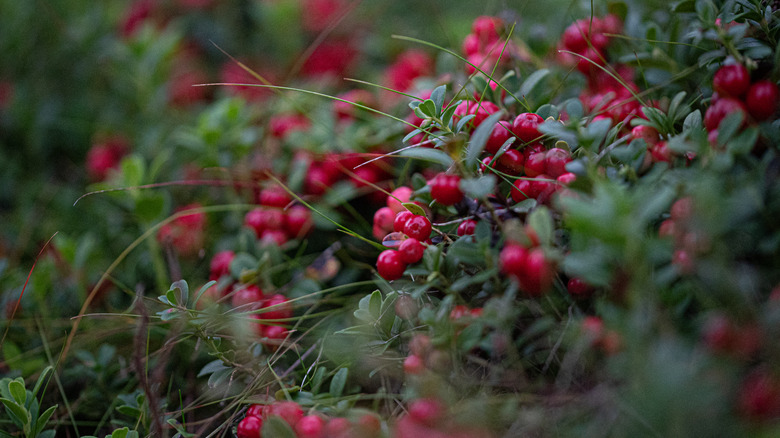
[269,401,304,429]
[260,229,288,246]
[567,277,594,298]
[462,33,480,56]
[520,247,554,296]
[403,215,432,241]
[457,219,477,236]
[408,398,445,427]
[496,148,525,175]
[377,250,407,281]
[649,141,671,163]
[209,250,235,280]
[394,210,414,232]
[704,97,747,131]
[449,304,470,320]
[430,173,463,206]
[712,64,750,98]
[409,334,432,357]
[631,125,660,146]
[512,112,544,143]
[284,205,313,239]
[523,152,547,178]
[373,206,396,234]
[556,172,576,185]
[485,120,514,154]
[261,294,293,320]
[387,186,413,213]
[262,325,288,346]
[236,415,263,438]
[738,368,780,420]
[244,209,266,238]
[357,414,381,434]
[500,244,529,279]
[398,238,425,264]
[259,186,292,208]
[325,417,351,437]
[232,284,264,309]
[304,165,336,196]
[545,148,571,178]
[511,179,533,203]
[746,80,779,120]
[472,15,503,44]
[658,219,677,239]
[295,414,325,438]
[670,197,693,221]
[246,404,267,418]
[561,19,590,52]
[403,354,426,375]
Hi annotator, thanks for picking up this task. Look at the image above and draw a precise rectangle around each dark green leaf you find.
[399,147,453,167]
[455,114,476,133]
[34,405,57,436]
[262,416,298,438]
[198,360,229,378]
[329,368,348,398]
[519,69,550,98]
[430,85,447,115]
[527,206,554,246]
[0,398,29,427]
[460,175,497,199]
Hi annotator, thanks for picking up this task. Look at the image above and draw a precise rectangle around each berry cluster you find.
[704,62,779,136]
[244,186,313,246]
[236,400,382,438]
[462,16,522,74]
[204,249,294,345]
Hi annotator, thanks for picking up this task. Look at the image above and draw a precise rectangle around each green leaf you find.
[527,206,554,246]
[197,360,229,378]
[727,127,758,155]
[460,175,497,199]
[419,100,437,118]
[455,114,476,133]
[261,415,298,438]
[401,202,426,216]
[672,0,696,13]
[193,280,218,307]
[520,69,550,98]
[0,398,29,427]
[717,111,745,146]
[169,279,189,306]
[116,406,142,418]
[120,155,146,188]
[207,368,232,389]
[8,380,26,406]
[329,368,348,398]
[31,366,53,400]
[399,147,454,167]
[456,323,484,352]
[466,110,505,167]
[441,102,461,129]
[430,85,447,115]
[34,405,57,436]
[135,195,165,223]
[683,110,702,130]
[311,367,327,393]
[368,290,382,319]
[109,428,130,438]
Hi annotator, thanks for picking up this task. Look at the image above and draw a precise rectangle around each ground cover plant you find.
[1,0,779,436]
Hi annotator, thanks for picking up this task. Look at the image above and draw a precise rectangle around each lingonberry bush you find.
[1,0,779,437]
